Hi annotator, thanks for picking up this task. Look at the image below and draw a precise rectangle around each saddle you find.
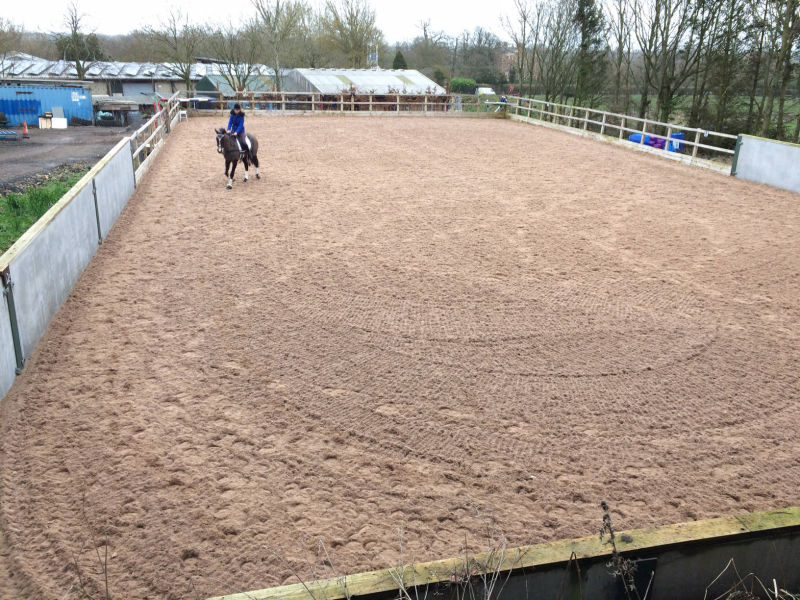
[235,137,252,156]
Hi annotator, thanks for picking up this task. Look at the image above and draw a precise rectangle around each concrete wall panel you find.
[8,184,99,357]
[733,135,800,193]
[94,144,136,238]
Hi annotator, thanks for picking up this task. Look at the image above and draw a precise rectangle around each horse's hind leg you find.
[243,157,250,182]
[253,155,260,179]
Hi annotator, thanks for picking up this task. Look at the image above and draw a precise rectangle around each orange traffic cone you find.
[22,120,30,139]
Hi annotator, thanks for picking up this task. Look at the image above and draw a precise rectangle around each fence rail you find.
[180,91,492,114]
[131,92,182,183]
[506,96,737,166]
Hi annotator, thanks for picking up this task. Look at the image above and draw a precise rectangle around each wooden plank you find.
[207,507,800,600]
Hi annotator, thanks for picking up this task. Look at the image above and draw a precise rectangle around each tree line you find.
[2,0,799,139]
[504,0,800,140]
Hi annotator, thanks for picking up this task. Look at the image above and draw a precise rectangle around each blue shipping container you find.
[0,85,92,126]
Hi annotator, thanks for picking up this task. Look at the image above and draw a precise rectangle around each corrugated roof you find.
[290,68,445,95]
[4,53,275,82]
[3,55,446,95]
[196,73,274,95]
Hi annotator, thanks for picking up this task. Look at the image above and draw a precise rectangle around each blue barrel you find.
[668,131,685,152]
[628,133,651,145]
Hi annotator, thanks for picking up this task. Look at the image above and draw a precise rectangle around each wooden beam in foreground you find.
[207,506,800,600]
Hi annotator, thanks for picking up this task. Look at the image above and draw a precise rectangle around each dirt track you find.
[0,116,798,599]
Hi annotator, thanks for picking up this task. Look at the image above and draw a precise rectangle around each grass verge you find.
[0,167,88,254]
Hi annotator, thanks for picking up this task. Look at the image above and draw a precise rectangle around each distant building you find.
[500,48,518,80]
[3,53,274,97]
[0,80,92,126]
[285,68,446,95]
[195,73,275,96]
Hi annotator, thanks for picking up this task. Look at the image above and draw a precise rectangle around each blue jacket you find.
[227,110,245,134]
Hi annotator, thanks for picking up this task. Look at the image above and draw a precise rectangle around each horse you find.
[215,128,260,189]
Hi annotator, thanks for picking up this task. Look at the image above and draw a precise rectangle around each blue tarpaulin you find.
[0,84,92,126]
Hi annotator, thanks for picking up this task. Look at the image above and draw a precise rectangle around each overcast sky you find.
[8,0,517,44]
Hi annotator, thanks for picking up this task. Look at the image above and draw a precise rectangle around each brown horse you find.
[215,128,260,189]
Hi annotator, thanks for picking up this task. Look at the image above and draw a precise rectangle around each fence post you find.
[600,112,607,135]
[619,117,625,139]
[396,94,400,112]
[281,93,286,113]
[568,106,574,127]
[583,109,589,130]
[640,120,646,145]
[369,95,373,112]
[1,268,25,374]
[692,130,701,158]
[340,94,344,113]
[665,126,672,151]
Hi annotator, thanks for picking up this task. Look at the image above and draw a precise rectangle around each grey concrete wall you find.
[733,134,800,193]
[95,144,136,238]
[0,297,18,396]
[8,184,99,358]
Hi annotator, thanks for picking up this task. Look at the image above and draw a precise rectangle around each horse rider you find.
[227,103,252,158]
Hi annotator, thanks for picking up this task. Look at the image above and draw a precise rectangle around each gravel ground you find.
[0,126,128,190]
[0,116,798,599]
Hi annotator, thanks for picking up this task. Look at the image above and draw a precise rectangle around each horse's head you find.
[214,128,228,154]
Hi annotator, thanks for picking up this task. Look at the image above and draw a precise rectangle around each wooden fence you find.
[182,91,489,114]
[131,92,182,183]
[506,96,739,166]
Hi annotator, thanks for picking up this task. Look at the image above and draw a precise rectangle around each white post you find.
[369,95,373,112]
[600,112,607,135]
[665,126,672,151]
[583,109,589,130]
[692,130,701,158]
[640,119,646,145]
[619,117,625,139]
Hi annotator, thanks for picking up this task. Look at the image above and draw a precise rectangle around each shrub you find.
[450,77,477,94]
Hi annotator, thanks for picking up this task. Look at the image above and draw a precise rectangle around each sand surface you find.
[0,116,798,599]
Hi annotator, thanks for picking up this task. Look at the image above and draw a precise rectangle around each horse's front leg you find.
[227,160,237,189]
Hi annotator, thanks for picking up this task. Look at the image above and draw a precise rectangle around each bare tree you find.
[535,0,579,103]
[632,0,717,123]
[763,0,799,137]
[0,18,23,78]
[56,4,106,80]
[146,10,204,92]
[321,0,382,68]
[252,0,309,90]
[502,0,537,95]
[606,0,633,112]
[209,21,264,93]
